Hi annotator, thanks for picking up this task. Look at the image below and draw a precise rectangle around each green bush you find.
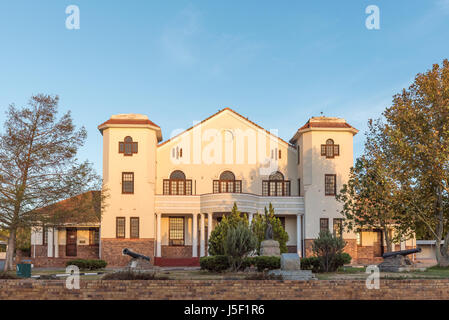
[208,203,248,256]
[251,204,289,254]
[224,221,258,271]
[241,257,257,270]
[301,252,352,273]
[66,259,107,270]
[253,256,280,272]
[312,230,346,272]
[334,252,352,266]
[300,256,321,273]
[199,255,230,272]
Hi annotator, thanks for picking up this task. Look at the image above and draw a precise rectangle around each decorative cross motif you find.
[119,136,138,156]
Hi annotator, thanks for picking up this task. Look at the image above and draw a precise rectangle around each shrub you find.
[66,259,107,270]
[200,255,230,272]
[241,257,257,270]
[312,230,346,272]
[251,204,289,254]
[253,256,280,272]
[208,203,248,256]
[102,271,168,280]
[224,221,258,271]
[300,256,321,273]
[334,252,352,266]
[301,252,351,273]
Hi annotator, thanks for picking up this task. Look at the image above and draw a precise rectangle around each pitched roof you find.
[298,121,355,131]
[158,107,294,148]
[98,118,160,128]
[33,191,101,225]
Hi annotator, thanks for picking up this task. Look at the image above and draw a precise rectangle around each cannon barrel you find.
[382,247,421,259]
[122,248,151,261]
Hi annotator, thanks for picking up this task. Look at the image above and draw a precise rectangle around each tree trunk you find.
[383,230,390,253]
[4,229,16,272]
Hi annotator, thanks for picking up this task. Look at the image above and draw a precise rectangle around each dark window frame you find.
[320,218,329,233]
[130,217,140,239]
[163,179,193,195]
[262,172,291,196]
[42,226,47,245]
[213,171,242,193]
[89,228,100,245]
[333,218,343,238]
[169,216,185,246]
[116,217,126,238]
[122,172,134,194]
[119,136,138,156]
[325,174,337,196]
[321,139,340,159]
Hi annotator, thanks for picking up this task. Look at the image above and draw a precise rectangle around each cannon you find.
[382,247,421,259]
[378,247,421,272]
[122,248,151,262]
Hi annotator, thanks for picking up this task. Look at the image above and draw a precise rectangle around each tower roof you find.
[98,114,162,141]
[290,116,358,144]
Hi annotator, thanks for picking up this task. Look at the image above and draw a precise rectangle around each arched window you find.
[269,171,284,181]
[321,138,339,159]
[219,171,235,181]
[119,136,138,156]
[163,170,192,195]
[213,171,242,193]
[262,171,290,196]
[170,170,186,180]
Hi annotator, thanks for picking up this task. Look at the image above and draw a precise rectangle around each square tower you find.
[98,114,162,266]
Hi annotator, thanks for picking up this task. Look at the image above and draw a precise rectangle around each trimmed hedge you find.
[200,255,230,272]
[301,253,352,273]
[66,259,107,270]
[253,256,280,272]
[200,255,281,272]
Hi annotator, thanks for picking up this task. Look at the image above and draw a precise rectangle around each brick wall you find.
[101,238,155,266]
[1,279,449,300]
[161,245,193,258]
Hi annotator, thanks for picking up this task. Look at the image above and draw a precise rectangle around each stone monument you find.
[259,211,280,257]
[269,253,316,280]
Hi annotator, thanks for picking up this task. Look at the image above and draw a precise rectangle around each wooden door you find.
[373,230,383,257]
[66,228,77,256]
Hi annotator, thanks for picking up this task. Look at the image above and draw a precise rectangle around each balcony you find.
[155,193,304,215]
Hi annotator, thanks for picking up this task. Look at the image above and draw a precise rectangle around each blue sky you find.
[1,0,448,175]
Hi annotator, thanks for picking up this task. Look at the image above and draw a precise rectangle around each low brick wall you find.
[1,279,449,300]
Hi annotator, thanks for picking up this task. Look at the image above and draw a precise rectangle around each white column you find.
[297,214,302,257]
[47,228,54,257]
[207,213,213,256]
[400,239,406,251]
[156,213,162,257]
[200,214,205,257]
[54,228,59,258]
[248,212,254,226]
[192,213,198,257]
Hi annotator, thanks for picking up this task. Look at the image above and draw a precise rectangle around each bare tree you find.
[0,94,100,271]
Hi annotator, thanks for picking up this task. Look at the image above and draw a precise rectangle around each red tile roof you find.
[298,121,355,131]
[98,118,160,129]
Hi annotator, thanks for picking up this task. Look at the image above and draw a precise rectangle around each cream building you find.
[29,107,415,267]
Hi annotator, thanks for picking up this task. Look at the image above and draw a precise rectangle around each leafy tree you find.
[312,230,346,272]
[380,60,449,266]
[0,94,100,270]
[208,203,248,256]
[336,119,403,252]
[223,221,257,271]
[251,203,289,254]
